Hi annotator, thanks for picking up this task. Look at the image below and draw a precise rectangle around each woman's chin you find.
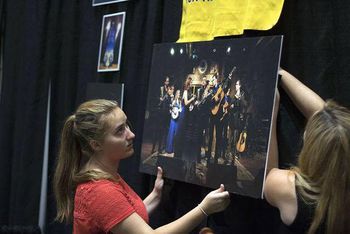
[124,148,134,157]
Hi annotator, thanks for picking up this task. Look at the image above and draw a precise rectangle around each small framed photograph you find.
[97,12,126,72]
[92,0,128,7]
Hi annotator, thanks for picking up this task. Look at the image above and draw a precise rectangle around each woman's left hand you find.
[144,167,164,214]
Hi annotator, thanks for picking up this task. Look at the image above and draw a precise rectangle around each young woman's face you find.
[99,108,135,161]
[235,80,241,91]
[175,90,180,99]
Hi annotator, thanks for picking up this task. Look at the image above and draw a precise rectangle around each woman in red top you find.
[53,99,230,234]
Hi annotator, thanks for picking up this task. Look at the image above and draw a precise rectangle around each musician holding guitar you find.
[206,68,234,164]
[194,78,214,163]
[228,79,247,161]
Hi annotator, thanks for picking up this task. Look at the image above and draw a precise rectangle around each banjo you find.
[170,103,181,119]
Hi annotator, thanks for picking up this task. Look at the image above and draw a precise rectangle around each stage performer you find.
[165,89,182,154]
[151,77,171,153]
[228,79,247,160]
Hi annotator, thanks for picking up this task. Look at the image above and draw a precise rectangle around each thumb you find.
[213,184,225,193]
[156,167,163,180]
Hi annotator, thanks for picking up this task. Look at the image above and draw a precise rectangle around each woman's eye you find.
[115,126,125,135]
[115,124,130,135]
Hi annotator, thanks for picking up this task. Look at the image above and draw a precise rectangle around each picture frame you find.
[97,12,126,72]
[92,0,128,7]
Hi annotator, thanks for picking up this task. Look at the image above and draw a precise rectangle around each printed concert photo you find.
[97,12,125,72]
[140,36,282,198]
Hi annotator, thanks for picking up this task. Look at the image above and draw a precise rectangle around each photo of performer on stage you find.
[140,36,282,198]
[97,12,125,72]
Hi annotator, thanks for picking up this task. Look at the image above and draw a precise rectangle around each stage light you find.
[180,48,183,54]
[213,49,216,53]
[170,48,175,55]
[226,46,231,54]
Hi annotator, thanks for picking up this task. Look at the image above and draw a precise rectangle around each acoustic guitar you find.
[211,67,236,115]
[211,86,225,115]
[189,89,213,112]
[236,130,247,153]
[236,116,248,153]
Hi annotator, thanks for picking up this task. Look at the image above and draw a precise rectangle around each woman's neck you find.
[84,157,120,178]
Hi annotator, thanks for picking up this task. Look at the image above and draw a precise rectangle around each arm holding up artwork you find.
[278,68,325,119]
[143,167,164,215]
[266,89,280,173]
[112,184,230,234]
[266,69,325,172]
[264,69,350,233]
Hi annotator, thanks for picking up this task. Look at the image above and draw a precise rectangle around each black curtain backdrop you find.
[0,0,349,233]
[0,0,50,229]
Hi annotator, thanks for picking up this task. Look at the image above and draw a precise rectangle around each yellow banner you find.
[178,0,284,42]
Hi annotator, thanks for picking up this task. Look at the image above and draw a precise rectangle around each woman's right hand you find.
[199,184,230,215]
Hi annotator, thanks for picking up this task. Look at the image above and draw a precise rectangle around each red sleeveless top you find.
[73,177,149,234]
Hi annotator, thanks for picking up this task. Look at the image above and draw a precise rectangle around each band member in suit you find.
[206,74,227,164]
[228,79,247,159]
[196,78,213,163]
[165,89,182,154]
[151,78,173,153]
[220,88,232,164]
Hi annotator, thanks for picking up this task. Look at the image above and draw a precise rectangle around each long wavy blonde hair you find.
[53,99,120,223]
[292,101,350,234]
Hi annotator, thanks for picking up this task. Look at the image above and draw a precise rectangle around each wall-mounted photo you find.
[97,12,125,72]
[140,36,282,198]
[92,0,128,7]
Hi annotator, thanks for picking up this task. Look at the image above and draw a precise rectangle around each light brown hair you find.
[183,76,192,91]
[53,99,120,223]
[292,100,350,234]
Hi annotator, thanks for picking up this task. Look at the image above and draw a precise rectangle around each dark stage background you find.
[0,0,349,233]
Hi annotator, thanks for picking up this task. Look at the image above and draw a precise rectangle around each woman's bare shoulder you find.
[264,169,296,206]
[264,169,298,225]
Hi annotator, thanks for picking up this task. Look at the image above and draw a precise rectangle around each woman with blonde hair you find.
[53,99,230,234]
[264,69,350,234]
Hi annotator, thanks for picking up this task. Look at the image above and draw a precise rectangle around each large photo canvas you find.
[97,12,125,72]
[140,36,282,198]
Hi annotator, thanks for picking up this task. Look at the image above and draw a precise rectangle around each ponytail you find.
[53,115,81,223]
[53,99,119,223]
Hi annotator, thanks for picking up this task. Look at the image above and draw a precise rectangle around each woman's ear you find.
[90,140,102,152]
